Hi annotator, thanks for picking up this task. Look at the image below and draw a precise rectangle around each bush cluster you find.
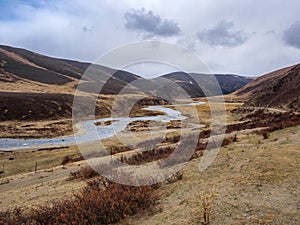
[0,176,159,225]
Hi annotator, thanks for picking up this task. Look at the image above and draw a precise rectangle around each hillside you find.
[234,63,300,110]
[0,45,145,95]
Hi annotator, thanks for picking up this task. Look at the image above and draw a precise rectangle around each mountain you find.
[160,72,253,98]
[0,45,252,97]
[234,63,300,111]
[0,45,149,95]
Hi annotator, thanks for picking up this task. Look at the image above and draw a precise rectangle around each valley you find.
[0,45,299,225]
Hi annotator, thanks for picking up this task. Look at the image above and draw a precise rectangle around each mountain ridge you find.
[0,45,252,97]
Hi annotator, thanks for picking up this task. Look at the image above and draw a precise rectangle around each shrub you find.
[199,191,216,225]
[0,208,29,225]
[61,155,84,165]
[222,135,238,146]
[61,155,72,165]
[69,165,99,180]
[1,177,159,225]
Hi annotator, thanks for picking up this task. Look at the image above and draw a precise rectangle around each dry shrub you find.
[199,191,216,225]
[61,155,84,165]
[1,177,159,225]
[32,178,159,225]
[122,133,239,166]
[120,145,177,165]
[228,110,300,133]
[69,165,99,180]
[222,135,238,146]
[0,208,29,225]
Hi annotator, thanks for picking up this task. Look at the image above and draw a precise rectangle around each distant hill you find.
[160,72,253,97]
[234,64,300,111]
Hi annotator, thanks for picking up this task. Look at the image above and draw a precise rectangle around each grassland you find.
[0,102,299,224]
[122,125,300,225]
[0,145,81,177]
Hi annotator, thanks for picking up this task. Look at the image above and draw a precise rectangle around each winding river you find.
[0,102,205,151]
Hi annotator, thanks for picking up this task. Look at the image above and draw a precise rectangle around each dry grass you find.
[0,119,74,138]
[1,102,299,224]
[120,125,300,225]
[199,191,216,225]
[0,145,81,177]
[169,103,212,126]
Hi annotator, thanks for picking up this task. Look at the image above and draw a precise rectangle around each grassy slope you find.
[123,126,300,225]
[233,63,300,111]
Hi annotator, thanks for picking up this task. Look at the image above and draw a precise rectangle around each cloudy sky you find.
[0,0,300,77]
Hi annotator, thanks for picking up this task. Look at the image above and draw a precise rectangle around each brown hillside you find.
[0,45,144,95]
[234,64,300,111]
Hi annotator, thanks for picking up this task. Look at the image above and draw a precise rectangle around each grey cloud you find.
[265,30,276,35]
[82,25,94,32]
[283,21,300,49]
[197,20,248,47]
[124,8,181,38]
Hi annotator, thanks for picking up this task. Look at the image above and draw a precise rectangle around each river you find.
[0,102,205,151]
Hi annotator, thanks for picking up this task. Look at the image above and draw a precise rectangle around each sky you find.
[0,0,300,78]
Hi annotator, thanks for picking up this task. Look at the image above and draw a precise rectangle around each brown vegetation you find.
[228,109,300,133]
[69,165,99,180]
[120,134,238,166]
[0,176,159,225]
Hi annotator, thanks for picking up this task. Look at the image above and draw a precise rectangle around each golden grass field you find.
[121,125,300,225]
